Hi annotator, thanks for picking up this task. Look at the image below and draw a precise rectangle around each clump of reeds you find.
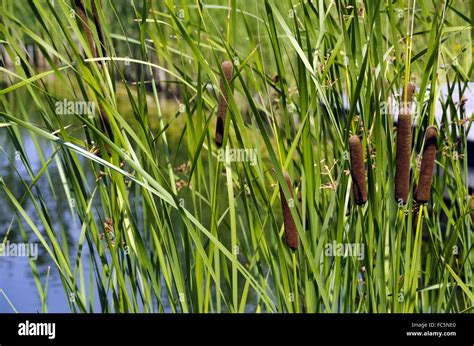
[415,126,438,203]
[395,82,415,204]
[279,172,299,250]
[349,135,367,205]
[215,61,233,147]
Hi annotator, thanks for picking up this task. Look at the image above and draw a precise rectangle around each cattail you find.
[395,82,415,204]
[415,126,437,203]
[279,172,298,250]
[349,135,367,205]
[469,195,474,223]
[75,0,97,58]
[91,0,105,60]
[75,0,105,61]
[215,61,233,147]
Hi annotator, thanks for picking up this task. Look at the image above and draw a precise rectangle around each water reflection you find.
[0,130,85,312]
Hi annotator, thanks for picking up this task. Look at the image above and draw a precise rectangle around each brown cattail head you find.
[75,0,105,62]
[279,172,298,250]
[349,135,367,205]
[469,194,474,224]
[75,0,97,59]
[394,85,415,204]
[215,61,233,147]
[415,126,438,203]
[91,0,105,63]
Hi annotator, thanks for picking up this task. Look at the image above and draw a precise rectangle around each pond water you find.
[0,132,83,312]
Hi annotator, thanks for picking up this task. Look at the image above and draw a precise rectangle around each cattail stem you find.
[279,172,298,250]
[349,135,367,205]
[215,61,233,147]
[292,252,300,311]
[469,195,474,224]
[415,126,437,203]
[395,82,415,204]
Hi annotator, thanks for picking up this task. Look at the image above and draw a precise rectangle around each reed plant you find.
[0,0,472,313]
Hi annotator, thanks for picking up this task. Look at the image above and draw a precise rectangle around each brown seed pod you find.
[91,0,105,59]
[215,61,233,147]
[415,126,438,203]
[469,195,474,224]
[349,135,367,205]
[279,172,298,250]
[75,0,98,59]
[75,0,105,61]
[394,85,415,204]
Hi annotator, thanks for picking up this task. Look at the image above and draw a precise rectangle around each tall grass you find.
[0,0,472,313]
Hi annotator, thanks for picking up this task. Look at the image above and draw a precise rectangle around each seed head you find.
[394,84,413,203]
[279,172,298,250]
[215,61,233,147]
[415,126,437,203]
[349,135,367,205]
